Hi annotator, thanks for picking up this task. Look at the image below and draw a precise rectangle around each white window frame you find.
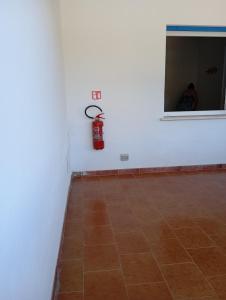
[162,26,226,120]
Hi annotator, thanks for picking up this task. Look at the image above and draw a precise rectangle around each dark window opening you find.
[164,36,226,112]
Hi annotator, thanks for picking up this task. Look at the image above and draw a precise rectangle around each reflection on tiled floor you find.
[55,172,226,300]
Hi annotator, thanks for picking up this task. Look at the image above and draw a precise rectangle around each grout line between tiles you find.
[141,235,177,300]
[106,203,130,299]
[189,218,226,298]
[84,268,121,274]
[149,200,218,299]
[163,219,219,299]
[125,181,177,300]
[125,280,166,286]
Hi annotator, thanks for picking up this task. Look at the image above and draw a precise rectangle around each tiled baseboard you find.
[73,164,226,178]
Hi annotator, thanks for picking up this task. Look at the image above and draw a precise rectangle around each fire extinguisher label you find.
[93,127,102,140]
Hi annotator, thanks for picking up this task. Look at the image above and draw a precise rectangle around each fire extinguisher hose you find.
[85,105,103,119]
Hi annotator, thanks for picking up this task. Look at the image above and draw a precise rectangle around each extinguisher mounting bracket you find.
[85,105,103,119]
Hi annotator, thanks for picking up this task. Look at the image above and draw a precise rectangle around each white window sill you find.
[161,111,226,121]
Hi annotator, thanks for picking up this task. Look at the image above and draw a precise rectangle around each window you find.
[164,26,226,113]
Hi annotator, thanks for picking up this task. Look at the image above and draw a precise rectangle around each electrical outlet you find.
[120,154,129,161]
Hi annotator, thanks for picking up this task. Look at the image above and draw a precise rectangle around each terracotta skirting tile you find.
[118,168,140,175]
[86,170,118,177]
[139,167,167,174]
[73,164,226,178]
[98,170,119,176]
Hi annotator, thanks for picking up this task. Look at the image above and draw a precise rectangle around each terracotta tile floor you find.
[55,172,226,300]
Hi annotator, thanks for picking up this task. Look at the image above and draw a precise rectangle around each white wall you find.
[0,1,69,300]
[59,0,226,172]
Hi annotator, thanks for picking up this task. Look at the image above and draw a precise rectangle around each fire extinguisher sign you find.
[92,90,102,100]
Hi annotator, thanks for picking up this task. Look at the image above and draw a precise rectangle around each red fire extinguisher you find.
[85,105,105,150]
[92,113,105,150]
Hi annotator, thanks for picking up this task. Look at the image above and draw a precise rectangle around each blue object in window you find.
[166,25,226,32]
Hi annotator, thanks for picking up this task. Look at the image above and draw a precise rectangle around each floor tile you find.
[84,270,128,300]
[194,218,226,236]
[83,190,103,200]
[63,221,83,239]
[104,193,126,205]
[210,234,226,253]
[115,231,150,254]
[162,263,214,299]
[110,213,141,232]
[66,205,83,221]
[84,245,120,271]
[57,292,83,300]
[84,211,109,226]
[84,199,106,212]
[209,275,226,300]
[176,296,219,300]
[154,198,185,216]
[56,172,226,299]
[127,282,173,300]
[84,225,114,245]
[174,227,214,249]
[120,252,163,284]
[166,216,196,229]
[142,220,175,242]
[107,203,133,216]
[127,195,155,210]
[60,237,83,260]
[132,207,162,225]
[188,247,226,277]
[59,260,83,293]
[150,238,191,264]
